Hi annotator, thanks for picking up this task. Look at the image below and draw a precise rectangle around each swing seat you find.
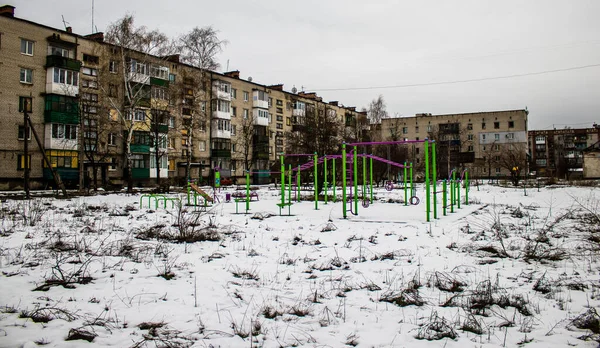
[276,202,293,207]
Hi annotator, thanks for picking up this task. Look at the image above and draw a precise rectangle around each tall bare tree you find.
[103,15,173,192]
[368,95,388,125]
[178,27,228,71]
[498,142,528,185]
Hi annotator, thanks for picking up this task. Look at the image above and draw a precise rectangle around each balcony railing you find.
[150,77,169,87]
[211,149,231,158]
[46,55,82,71]
[44,110,79,125]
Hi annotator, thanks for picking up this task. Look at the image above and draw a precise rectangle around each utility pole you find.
[23,98,30,199]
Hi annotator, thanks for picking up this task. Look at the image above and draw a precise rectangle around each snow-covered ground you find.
[1,184,600,347]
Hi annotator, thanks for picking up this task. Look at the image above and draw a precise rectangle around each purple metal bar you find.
[364,154,409,168]
[347,140,430,146]
[283,153,314,157]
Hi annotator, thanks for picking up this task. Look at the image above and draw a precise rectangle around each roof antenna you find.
[91,0,95,33]
[61,15,70,30]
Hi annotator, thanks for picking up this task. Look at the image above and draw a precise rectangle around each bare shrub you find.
[415,312,458,341]
[380,289,425,307]
[229,266,259,280]
[429,272,467,292]
[18,198,49,227]
[19,306,77,323]
[66,327,97,342]
[568,308,600,334]
[461,314,484,335]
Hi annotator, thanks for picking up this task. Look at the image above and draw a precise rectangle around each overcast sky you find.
[12,0,600,129]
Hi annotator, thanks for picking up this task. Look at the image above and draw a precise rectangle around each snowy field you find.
[1,184,600,347]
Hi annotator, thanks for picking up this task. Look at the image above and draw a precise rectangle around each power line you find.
[311,63,600,92]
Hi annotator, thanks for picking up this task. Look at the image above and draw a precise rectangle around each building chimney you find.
[66,26,72,33]
[224,70,240,79]
[268,84,283,91]
[84,32,104,42]
[329,101,339,106]
[0,5,15,17]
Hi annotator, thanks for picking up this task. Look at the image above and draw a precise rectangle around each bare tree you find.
[178,27,228,71]
[498,142,528,185]
[236,113,256,174]
[102,15,173,192]
[367,95,388,125]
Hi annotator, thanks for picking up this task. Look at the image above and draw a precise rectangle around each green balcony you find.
[253,134,269,145]
[150,77,169,87]
[44,110,79,125]
[211,149,231,158]
[131,168,150,179]
[43,168,79,181]
[158,124,169,133]
[130,144,150,153]
[46,55,81,71]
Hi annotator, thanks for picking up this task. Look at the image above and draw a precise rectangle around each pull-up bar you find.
[346,140,431,146]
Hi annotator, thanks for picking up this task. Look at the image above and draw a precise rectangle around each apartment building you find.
[528,127,600,179]
[379,109,529,178]
[0,5,365,189]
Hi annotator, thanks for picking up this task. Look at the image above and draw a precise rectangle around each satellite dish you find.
[291,85,297,94]
[248,76,252,82]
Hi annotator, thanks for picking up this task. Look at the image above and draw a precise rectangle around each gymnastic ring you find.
[362,199,370,208]
[385,181,393,191]
[410,196,420,205]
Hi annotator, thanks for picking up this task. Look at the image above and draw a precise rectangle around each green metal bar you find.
[342,144,347,218]
[314,153,318,210]
[451,170,455,213]
[362,154,366,203]
[280,155,285,207]
[332,158,336,202]
[425,141,430,222]
[353,146,358,215]
[288,164,292,208]
[297,165,301,202]
[457,172,461,210]
[465,170,469,205]
[410,163,414,198]
[443,179,447,216]
[432,141,437,219]
[246,171,250,213]
[404,162,407,206]
[369,157,373,204]
[324,155,328,205]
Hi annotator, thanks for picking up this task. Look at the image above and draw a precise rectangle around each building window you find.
[168,116,175,128]
[508,121,514,128]
[506,133,514,139]
[286,117,291,126]
[108,157,118,171]
[151,87,167,100]
[82,67,98,76]
[495,167,501,174]
[467,123,473,130]
[109,60,118,73]
[81,79,98,89]
[231,106,237,117]
[268,97,273,107]
[19,96,33,112]
[494,144,500,151]
[536,159,547,166]
[82,93,99,102]
[231,88,237,99]
[82,105,97,114]
[482,122,486,130]
[243,109,249,119]
[467,134,473,140]
[53,68,79,86]
[21,39,34,55]
[83,54,99,64]
[52,124,77,140]
[17,155,31,170]
[20,68,33,83]
[494,134,500,140]
[402,127,408,134]
[276,123,283,129]
[106,133,116,146]
[131,154,148,169]
[243,91,249,102]
[199,141,206,152]
[468,145,474,152]
[18,125,31,140]
[231,143,236,152]
[494,122,500,129]
[231,125,236,135]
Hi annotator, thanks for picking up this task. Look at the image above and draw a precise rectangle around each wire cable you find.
[311,63,600,92]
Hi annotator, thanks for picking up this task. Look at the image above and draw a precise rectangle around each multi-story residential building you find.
[379,109,529,178]
[528,126,600,179]
[0,5,365,189]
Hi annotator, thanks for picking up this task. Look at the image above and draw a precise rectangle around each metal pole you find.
[451,170,455,213]
[297,165,301,202]
[314,152,318,210]
[280,155,285,206]
[425,141,430,222]
[342,144,347,218]
[410,163,413,199]
[246,171,250,213]
[432,141,437,219]
[23,100,30,199]
[369,156,373,204]
[288,164,292,207]
[324,155,328,204]
[332,158,336,202]
[353,146,358,215]
[404,161,407,206]
[457,171,461,210]
[443,179,447,216]
[362,154,366,203]
[465,170,469,205]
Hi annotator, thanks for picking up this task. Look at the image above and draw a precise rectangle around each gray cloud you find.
[12,0,600,129]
